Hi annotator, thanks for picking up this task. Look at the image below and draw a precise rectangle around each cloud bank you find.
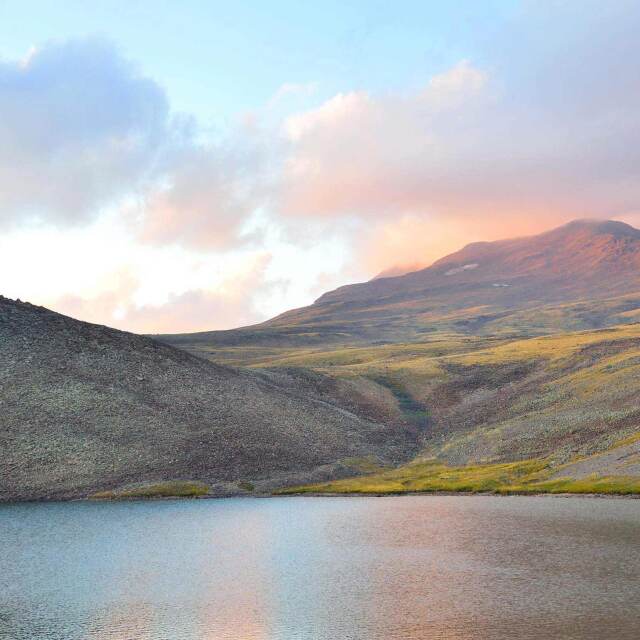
[2,2,640,330]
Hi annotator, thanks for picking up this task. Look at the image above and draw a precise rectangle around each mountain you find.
[272,321,640,495]
[269,218,640,335]
[318,219,640,310]
[373,263,427,279]
[163,219,640,354]
[0,296,417,501]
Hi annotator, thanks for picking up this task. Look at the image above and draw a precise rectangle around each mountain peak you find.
[169,216,640,350]
[303,217,640,319]
[553,218,640,238]
[432,218,640,269]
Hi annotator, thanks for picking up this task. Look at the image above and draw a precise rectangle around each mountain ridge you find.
[313,218,640,306]
[162,219,640,350]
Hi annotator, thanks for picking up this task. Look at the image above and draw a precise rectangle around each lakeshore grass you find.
[91,480,209,499]
[275,459,640,496]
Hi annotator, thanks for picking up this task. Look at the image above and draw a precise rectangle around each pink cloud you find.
[355,212,570,277]
[278,49,640,231]
[53,257,272,333]
[136,148,257,250]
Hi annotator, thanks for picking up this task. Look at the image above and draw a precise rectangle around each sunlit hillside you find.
[171,321,640,491]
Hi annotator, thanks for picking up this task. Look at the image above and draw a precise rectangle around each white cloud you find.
[0,37,266,253]
[53,256,272,333]
[284,91,371,141]
[423,59,487,107]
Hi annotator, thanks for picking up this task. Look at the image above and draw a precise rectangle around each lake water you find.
[1,496,639,640]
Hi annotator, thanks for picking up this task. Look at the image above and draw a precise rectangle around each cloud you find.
[53,256,272,333]
[355,212,565,277]
[268,81,318,108]
[4,3,640,334]
[122,287,265,334]
[279,60,492,219]
[284,90,373,141]
[9,5,640,259]
[0,37,264,252]
[136,143,265,250]
[0,38,177,226]
[279,4,640,232]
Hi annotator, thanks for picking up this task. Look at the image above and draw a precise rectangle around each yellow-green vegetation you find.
[339,456,388,473]
[167,292,640,369]
[613,431,640,448]
[277,459,547,494]
[91,480,210,499]
[188,323,640,382]
[528,476,640,495]
[448,323,640,367]
[172,332,504,371]
[275,459,640,496]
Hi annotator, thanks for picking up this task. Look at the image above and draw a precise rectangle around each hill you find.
[0,296,417,501]
[205,323,640,495]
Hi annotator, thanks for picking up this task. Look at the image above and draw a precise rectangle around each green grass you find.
[276,459,547,495]
[91,480,210,499]
[275,459,640,496]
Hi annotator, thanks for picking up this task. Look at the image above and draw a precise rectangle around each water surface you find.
[1,496,639,639]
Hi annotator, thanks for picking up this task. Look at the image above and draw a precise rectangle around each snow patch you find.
[445,263,479,276]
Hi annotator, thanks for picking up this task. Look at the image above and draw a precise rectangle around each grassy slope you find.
[175,320,640,493]
[91,480,210,499]
[154,224,640,495]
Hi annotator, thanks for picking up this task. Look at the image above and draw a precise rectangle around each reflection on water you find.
[1,496,639,640]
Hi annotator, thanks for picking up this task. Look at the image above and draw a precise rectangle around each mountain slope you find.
[317,219,640,307]
[163,219,640,353]
[0,297,417,501]
[156,219,640,491]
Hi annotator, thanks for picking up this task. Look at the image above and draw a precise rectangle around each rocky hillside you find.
[0,297,417,501]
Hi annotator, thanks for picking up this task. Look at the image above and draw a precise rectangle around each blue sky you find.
[0,1,516,122]
[0,1,639,333]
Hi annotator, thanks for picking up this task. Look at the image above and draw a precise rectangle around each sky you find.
[1,0,640,333]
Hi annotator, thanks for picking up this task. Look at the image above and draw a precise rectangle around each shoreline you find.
[2,490,640,505]
[269,490,640,500]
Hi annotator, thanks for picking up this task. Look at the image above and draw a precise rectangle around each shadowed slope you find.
[0,297,417,501]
